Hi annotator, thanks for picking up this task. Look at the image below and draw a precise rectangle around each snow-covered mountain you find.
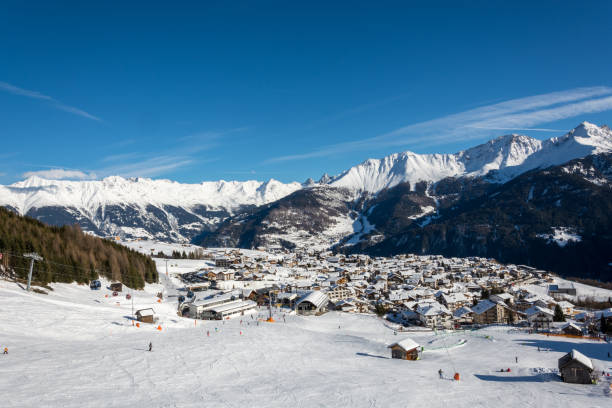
[1,122,610,244]
[328,122,612,192]
[0,176,302,242]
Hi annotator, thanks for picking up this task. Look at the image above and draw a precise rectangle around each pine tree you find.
[553,304,565,322]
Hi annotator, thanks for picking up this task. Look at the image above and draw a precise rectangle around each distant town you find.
[127,241,612,338]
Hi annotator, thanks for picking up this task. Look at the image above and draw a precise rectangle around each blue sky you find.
[1,1,612,184]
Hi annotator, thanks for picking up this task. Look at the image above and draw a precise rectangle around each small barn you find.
[560,322,583,336]
[388,338,420,360]
[110,282,123,292]
[558,349,594,384]
[135,308,155,324]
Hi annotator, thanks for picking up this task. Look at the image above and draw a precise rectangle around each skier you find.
[3,347,7,354]
[438,369,443,379]
[515,356,518,363]
[207,330,210,337]
[148,342,152,352]
[537,346,540,352]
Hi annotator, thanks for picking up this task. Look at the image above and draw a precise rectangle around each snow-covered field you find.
[2,266,612,407]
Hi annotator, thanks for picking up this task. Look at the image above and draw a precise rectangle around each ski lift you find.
[187,291,195,298]
[178,295,186,303]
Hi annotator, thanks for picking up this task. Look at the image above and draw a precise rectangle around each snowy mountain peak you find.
[329,122,612,192]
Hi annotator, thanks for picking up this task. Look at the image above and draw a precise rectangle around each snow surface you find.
[2,257,612,407]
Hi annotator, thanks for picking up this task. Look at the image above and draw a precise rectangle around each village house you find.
[558,350,594,384]
[525,306,554,330]
[388,338,420,360]
[560,322,583,336]
[416,303,452,329]
[472,299,514,325]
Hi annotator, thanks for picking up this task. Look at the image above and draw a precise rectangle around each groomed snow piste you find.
[2,262,612,407]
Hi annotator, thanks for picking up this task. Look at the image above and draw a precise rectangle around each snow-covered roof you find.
[388,337,419,351]
[561,322,581,332]
[136,308,155,317]
[297,291,329,309]
[471,299,496,315]
[561,349,593,370]
[453,306,473,318]
[525,305,554,317]
[416,303,450,316]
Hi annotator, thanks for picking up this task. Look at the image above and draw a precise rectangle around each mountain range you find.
[2,122,611,279]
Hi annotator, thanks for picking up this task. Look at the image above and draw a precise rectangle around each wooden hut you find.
[558,349,594,384]
[110,282,123,292]
[560,322,583,336]
[388,338,420,360]
[135,308,155,324]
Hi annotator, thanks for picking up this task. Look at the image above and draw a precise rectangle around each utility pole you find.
[23,252,43,291]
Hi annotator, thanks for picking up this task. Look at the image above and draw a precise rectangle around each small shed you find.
[560,322,582,336]
[110,282,123,292]
[135,308,155,324]
[388,338,420,360]
[558,349,594,384]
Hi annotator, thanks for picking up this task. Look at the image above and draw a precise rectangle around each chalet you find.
[560,322,583,336]
[472,300,514,324]
[415,303,452,329]
[558,349,594,384]
[556,300,575,316]
[453,306,473,325]
[215,257,233,268]
[326,285,355,302]
[525,306,554,330]
[296,291,329,316]
[135,308,155,324]
[110,282,123,292]
[388,338,420,360]
[216,270,235,281]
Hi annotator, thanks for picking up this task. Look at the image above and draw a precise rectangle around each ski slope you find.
[1,274,612,407]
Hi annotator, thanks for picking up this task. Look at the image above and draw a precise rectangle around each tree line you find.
[0,207,157,289]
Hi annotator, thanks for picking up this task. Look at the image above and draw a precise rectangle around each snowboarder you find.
[438,369,443,379]
[148,342,152,352]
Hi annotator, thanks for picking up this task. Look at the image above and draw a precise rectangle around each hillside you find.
[0,176,302,242]
[0,207,158,288]
[357,154,612,281]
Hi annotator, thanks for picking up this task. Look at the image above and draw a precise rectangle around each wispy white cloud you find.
[22,169,97,180]
[100,156,196,178]
[265,86,612,163]
[0,81,102,122]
